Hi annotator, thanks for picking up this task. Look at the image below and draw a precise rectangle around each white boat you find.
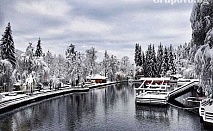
[135,76,199,106]
[135,77,171,105]
[135,91,168,105]
[199,98,213,125]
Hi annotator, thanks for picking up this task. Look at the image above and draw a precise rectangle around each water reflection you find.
[0,82,207,131]
[135,105,169,120]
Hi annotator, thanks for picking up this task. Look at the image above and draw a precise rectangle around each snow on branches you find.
[134,43,176,77]
[0,22,16,69]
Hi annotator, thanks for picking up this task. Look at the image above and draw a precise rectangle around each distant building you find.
[86,74,107,83]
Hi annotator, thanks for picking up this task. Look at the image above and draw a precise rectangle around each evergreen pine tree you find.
[0,22,16,69]
[134,43,140,66]
[109,55,118,81]
[162,47,169,76]
[103,50,110,77]
[138,45,142,66]
[35,38,43,57]
[156,43,164,77]
[134,43,138,66]
[168,45,176,74]
[151,44,157,77]
[145,44,153,77]
[141,51,146,76]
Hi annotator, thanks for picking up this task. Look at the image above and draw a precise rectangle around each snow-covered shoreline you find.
[0,81,120,114]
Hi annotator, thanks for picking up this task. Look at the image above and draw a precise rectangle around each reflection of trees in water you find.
[0,82,135,130]
[105,85,118,107]
[65,92,98,130]
[100,82,135,115]
[135,105,169,124]
[0,93,99,131]
[0,89,104,130]
[0,98,57,130]
[0,114,13,131]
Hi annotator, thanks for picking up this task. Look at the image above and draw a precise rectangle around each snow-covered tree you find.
[17,42,49,84]
[65,44,85,84]
[44,50,53,68]
[168,45,176,75]
[156,43,164,76]
[35,38,42,57]
[75,52,86,83]
[0,22,16,69]
[65,44,76,82]
[134,43,139,66]
[134,43,142,66]
[34,57,49,83]
[194,29,213,95]
[162,47,169,76]
[138,45,142,66]
[0,60,13,91]
[54,54,66,78]
[101,50,110,77]
[145,44,153,77]
[141,51,146,76]
[151,44,157,77]
[175,43,190,74]
[85,47,97,75]
[26,43,34,58]
[108,55,119,81]
[120,56,131,75]
[25,43,34,73]
[43,50,55,78]
[190,1,213,96]
[190,0,213,61]
[66,44,76,61]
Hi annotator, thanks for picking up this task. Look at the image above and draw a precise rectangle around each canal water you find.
[0,82,208,131]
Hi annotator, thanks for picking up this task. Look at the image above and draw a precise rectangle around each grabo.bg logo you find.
[153,0,208,5]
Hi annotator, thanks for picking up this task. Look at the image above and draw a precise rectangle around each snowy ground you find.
[1,94,27,102]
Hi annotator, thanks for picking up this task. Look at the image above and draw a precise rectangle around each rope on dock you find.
[167,102,200,110]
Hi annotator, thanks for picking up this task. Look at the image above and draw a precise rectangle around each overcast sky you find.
[0,0,193,62]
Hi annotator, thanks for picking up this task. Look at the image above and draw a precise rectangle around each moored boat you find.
[135,91,168,105]
[135,77,171,105]
[199,98,213,126]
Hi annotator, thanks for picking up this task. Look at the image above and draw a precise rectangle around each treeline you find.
[0,23,133,91]
[134,43,176,77]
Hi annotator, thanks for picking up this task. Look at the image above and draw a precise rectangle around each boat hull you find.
[135,97,167,105]
[199,98,213,127]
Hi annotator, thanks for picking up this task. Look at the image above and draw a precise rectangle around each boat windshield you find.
[146,91,168,95]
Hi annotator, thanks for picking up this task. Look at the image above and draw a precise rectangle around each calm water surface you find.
[0,83,207,131]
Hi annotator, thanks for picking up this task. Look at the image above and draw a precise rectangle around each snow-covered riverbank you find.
[0,81,120,114]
